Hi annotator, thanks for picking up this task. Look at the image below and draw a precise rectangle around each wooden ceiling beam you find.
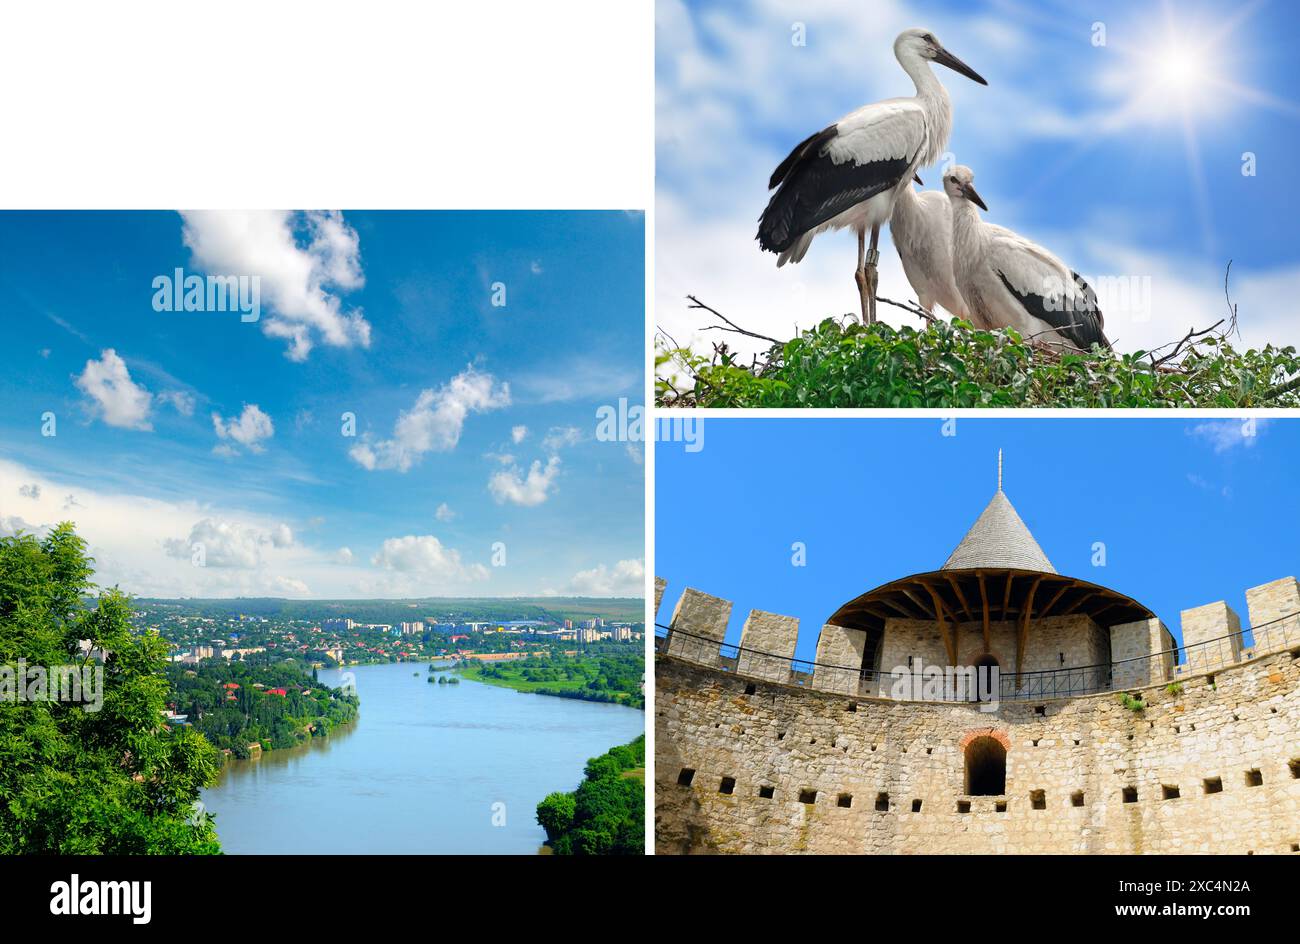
[924,584,956,665]
[1015,576,1044,682]
[978,573,991,652]
[1036,582,1074,620]
[942,575,974,621]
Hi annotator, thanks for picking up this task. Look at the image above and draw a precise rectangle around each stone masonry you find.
[655,577,1300,854]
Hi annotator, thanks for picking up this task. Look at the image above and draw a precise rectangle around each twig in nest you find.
[686,295,781,345]
[875,294,936,324]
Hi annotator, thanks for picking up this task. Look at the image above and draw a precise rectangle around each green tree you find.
[0,524,222,854]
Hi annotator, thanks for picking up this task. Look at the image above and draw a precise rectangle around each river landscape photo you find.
[0,209,646,856]
[203,660,643,854]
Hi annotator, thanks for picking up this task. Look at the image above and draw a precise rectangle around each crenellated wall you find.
[654,577,1300,855]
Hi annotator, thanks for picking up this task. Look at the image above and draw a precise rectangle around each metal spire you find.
[997,449,1003,492]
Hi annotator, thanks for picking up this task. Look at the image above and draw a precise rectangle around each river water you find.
[201,661,644,854]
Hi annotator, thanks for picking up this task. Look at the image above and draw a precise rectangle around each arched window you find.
[964,735,1007,796]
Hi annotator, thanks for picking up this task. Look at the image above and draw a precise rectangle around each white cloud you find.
[212,403,275,454]
[488,456,561,507]
[371,535,488,583]
[511,425,528,444]
[350,367,510,472]
[1188,419,1269,454]
[530,260,544,275]
[18,483,40,499]
[554,558,644,597]
[435,502,456,523]
[625,442,644,466]
[180,210,369,361]
[157,390,196,417]
[542,426,584,452]
[74,349,153,430]
[162,517,294,568]
[334,547,354,565]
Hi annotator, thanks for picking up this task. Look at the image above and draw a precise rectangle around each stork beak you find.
[913,174,924,185]
[933,44,988,85]
[964,183,988,211]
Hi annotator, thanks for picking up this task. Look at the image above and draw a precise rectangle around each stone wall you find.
[656,649,1300,854]
[1247,577,1300,658]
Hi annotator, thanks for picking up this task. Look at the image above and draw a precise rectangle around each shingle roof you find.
[940,490,1056,573]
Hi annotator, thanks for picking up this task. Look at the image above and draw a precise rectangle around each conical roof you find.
[941,489,1056,573]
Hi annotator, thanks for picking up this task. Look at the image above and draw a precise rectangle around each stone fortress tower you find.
[654,460,1300,854]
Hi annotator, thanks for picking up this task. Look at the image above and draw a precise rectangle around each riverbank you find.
[203,661,643,853]
[453,652,644,709]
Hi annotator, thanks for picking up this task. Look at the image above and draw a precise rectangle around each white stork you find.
[945,165,1111,351]
[890,175,969,320]
[756,28,987,324]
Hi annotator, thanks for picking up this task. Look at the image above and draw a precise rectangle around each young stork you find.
[756,28,987,324]
[945,166,1111,351]
[890,176,969,320]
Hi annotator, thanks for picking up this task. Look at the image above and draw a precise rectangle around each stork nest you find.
[656,268,1300,408]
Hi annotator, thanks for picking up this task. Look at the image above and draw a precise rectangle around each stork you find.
[756,28,987,324]
[890,175,970,320]
[945,165,1111,351]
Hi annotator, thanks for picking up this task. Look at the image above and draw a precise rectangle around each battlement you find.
[653,575,1300,703]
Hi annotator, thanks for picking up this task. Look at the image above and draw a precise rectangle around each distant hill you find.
[131,596,644,625]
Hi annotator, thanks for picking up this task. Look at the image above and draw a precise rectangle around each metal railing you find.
[654,608,1300,702]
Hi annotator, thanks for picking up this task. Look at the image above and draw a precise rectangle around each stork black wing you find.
[757,129,911,255]
[768,124,837,191]
[996,270,1111,352]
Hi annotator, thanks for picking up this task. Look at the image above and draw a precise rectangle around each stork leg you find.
[865,224,881,325]
[854,228,869,324]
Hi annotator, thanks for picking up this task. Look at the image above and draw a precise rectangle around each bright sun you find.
[1152,42,1206,90]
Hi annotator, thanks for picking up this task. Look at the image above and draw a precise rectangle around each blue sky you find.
[657,0,1300,360]
[655,417,1300,661]
[0,211,645,598]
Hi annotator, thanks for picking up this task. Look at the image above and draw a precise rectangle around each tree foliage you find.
[657,317,1300,408]
[0,524,221,854]
[536,734,644,855]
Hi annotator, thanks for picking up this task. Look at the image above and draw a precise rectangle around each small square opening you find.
[1030,790,1046,810]
[957,800,971,814]
[1034,705,1045,716]
[1162,784,1180,800]
[798,789,817,805]
[837,793,853,809]
[846,702,857,713]
[1071,790,1085,807]
[758,785,774,799]
[677,768,695,787]
[995,800,1007,813]
[743,683,756,696]
[911,799,922,813]
[1203,777,1223,794]
[1122,786,1138,803]
[719,776,736,795]
[875,792,890,812]
[1245,768,1263,787]
[1289,759,1300,779]
[1291,843,1299,853]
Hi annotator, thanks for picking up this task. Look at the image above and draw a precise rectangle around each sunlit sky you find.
[0,211,645,599]
[657,0,1300,359]
[656,417,1300,662]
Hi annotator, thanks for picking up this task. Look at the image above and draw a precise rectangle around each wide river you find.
[201,661,644,854]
